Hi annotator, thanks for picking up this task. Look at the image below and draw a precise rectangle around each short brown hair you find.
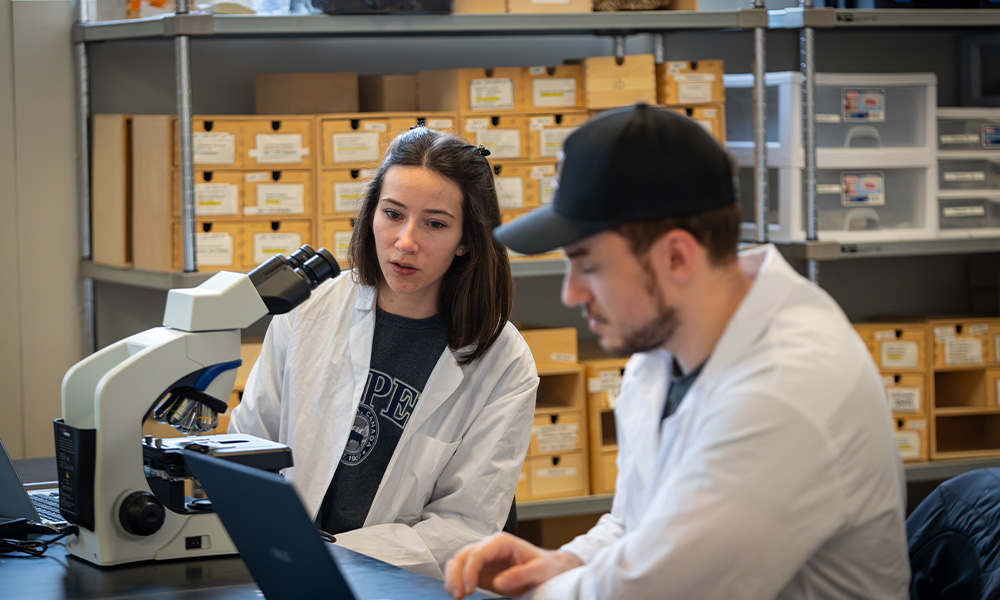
[614,202,741,266]
[349,127,512,366]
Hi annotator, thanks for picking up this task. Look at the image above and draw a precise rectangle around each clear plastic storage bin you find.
[937,193,1000,234]
[726,72,937,167]
[937,108,1000,151]
[938,155,1000,191]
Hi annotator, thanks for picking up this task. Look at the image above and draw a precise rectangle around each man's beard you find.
[602,255,678,357]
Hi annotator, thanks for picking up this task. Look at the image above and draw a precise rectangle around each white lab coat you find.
[529,245,910,599]
[229,272,538,578]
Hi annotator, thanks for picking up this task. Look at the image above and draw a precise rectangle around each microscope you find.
[55,245,340,566]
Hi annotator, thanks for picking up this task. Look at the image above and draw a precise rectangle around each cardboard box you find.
[576,54,657,110]
[525,111,589,158]
[320,115,392,167]
[460,114,530,160]
[171,220,245,272]
[656,59,725,106]
[582,356,624,495]
[931,319,1000,368]
[173,116,244,169]
[132,115,174,271]
[881,372,928,418]
[524,65,585,111]
[243,170,314,219]
[255,72,359,115]
[517,326,578,369]
[171,169,244,219]
[359,75,418,112]
[854,323,930,373]
[92,114,132,267]
[453,0,506,11]
[669,104,726,148]
[320,168,375,217]
[526,452,589,499]
[418,67,526,113]
[529,410,585,457]
[320,218,356,267]
[895,417,928,463]
[508,0,591,14]
[535,365,586,412]
[244,219,314,269]
[243,117,315,169]
[493,161,554,211]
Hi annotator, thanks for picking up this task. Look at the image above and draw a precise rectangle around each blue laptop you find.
[184,450,504,600]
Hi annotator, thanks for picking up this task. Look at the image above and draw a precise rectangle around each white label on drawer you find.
[496,177,525,210]
[334,181,367,214]
[886,387,921,413]
[529,66,547,75]
[842,88,885,123]
[529,116,556,131]
[945,337,983,365]
[536,467,578,478]
[245,172,270,183]
[940,133,980,145]
[464,118,490,133]
[589,371,623,394]
[983,124,1000,148]
[943,171,986,182]
[333,132,379,164]
[816,113,841,124]
[532,78,577,108]
[841,172,884,207]
[816,183,842,194]
[694,119,714,137]
[426,119,454,130]
[195,183,239,216]
[530,165,556,179]
[249,183,304,215]
[969,324,989,335]
[539,127,578,158]
[908,419,927,430]
[934,325,956,342]
[674,73,717,83]
[874,330,896,341]
[252,134,307,164]
[193,132,236,165]
[540,176,556,205]
[678,82,713,104]
[469,78,514,111]
[551,352,576,363]
[882,375,895,386]
[478,129,522,159]
[533,423,580,453]
[196,232,233,266]
[896,430,920,460]
[882,341,918,369]
[334,231,352,263]
[363,122,387,132]
[254,232,302,266]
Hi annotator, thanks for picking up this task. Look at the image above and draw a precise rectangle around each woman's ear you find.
[456,245,467,256]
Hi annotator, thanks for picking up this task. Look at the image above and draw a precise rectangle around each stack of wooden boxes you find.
[582,355,627,495]
[853,322,932,462]
[515,326,591,502]
[656,59,726,147]
[928,318,1000,459]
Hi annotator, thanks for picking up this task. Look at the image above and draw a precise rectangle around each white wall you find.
[1,0,83,458]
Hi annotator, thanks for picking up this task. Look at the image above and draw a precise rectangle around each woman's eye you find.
[383,208,401,220]
[428,221,446,230]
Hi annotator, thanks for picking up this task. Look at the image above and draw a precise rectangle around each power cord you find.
[0,525,78,557]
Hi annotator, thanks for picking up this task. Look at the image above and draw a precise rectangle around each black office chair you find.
[906,468,1000,600]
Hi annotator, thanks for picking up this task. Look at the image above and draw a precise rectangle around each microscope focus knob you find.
[119,492,166,536]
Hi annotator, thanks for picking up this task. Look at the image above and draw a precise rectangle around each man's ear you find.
[652,229,698,283]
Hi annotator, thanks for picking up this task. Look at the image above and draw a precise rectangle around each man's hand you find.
[444,532,583,599]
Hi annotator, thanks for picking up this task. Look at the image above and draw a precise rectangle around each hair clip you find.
[409,122,428,130]
[474,145,491,158]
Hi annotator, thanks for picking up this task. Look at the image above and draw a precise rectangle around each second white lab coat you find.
[529,244,910,599]
[229,272,538,578]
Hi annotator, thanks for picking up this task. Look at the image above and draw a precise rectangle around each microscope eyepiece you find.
[248,245,342,315]
[298,248,340,289]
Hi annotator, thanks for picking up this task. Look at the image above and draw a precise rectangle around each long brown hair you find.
[349,127,513,365]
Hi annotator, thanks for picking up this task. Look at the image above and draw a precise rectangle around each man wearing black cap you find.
[444,103,909,599]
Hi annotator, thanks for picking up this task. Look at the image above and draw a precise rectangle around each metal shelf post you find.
[176,0,197,273]
[752,0,768,244]
[74,0,95,354]
[800,0,819,284]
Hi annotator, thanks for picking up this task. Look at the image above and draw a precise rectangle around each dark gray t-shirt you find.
[316,306,448,535]
[661,359,704,422]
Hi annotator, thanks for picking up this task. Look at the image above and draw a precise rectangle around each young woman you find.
[228,127,539,578]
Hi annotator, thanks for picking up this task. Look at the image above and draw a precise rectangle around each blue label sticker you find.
[983,125,1000,148]
[842,88,886,123]
[841,172,885,207]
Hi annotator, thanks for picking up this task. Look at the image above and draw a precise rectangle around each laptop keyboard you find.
[30,491,66,524]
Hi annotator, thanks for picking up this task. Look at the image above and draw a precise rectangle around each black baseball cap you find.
[493,103,737,255]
